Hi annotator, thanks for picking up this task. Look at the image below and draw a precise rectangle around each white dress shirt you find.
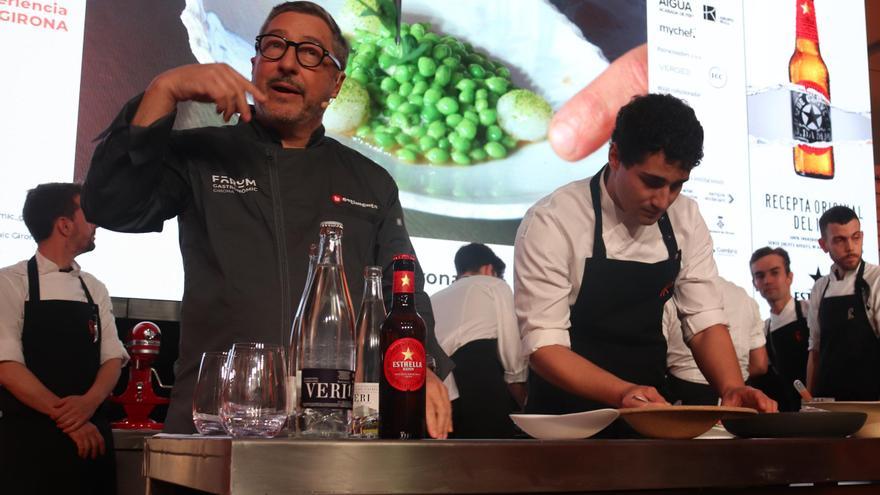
[664,278,765,384]
[807,262,880,351]
[432,275,528,400]
[515,171,726,357]
[0,252,129,366]
[768,298,810,334]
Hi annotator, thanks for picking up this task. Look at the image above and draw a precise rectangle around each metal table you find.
[145,435,880,494]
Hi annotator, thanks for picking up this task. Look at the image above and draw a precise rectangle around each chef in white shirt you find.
[515,94,775,427]
[807,206,880,400]
[663,277,767,405]
[432,243,527,438]
[749,246,809,411]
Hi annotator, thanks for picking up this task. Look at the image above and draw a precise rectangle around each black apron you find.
[665,374,718,406]
[0,256,116,495]
[750,300,809,411]
[526,167,681,422]
[814,261,880,401]
[449,339,518,439]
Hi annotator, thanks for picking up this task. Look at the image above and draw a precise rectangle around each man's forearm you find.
[690,324,745,395]
[0,361,59,416]
[529,345,633,407]
[85,359,123,406]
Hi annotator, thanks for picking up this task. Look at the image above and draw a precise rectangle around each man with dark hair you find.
[515,94,775,424]
[749,246,809,411]
[0,183,128,494]
[432,243,526,438]
[807,206,880,400]
[82,1,453,437]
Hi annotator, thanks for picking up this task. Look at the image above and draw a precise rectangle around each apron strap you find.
[588,167,607,259]
[26,256,40,303]
[78,276,101,343]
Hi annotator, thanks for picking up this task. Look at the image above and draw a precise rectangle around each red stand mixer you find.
[111,321,171,429]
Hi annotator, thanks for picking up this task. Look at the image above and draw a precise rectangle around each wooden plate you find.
[618,406,757,439]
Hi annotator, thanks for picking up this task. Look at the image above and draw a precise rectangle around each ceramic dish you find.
[510,408,619,440]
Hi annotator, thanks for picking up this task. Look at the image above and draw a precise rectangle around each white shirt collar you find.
[35,251,81,276]
[598,166,647,235]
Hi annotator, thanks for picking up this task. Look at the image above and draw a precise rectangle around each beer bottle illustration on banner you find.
[789,0,833,179]
[379,254,426,439]
[298,222,356,438]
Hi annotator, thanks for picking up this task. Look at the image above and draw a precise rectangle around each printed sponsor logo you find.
[211,175,258,194]
[331,194,379,210]
[659,24,695,38]
[658,0,694,17]
[383,338,426,392]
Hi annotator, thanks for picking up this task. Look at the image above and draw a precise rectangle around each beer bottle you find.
[379,254,426,439]
[789,0,833,179]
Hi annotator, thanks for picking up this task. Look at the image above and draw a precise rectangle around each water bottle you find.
[298,222,356,437]
[352,266,385,438]
[286,243,317,435]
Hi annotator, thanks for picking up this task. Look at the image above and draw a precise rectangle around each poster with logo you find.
[648,0,874,312]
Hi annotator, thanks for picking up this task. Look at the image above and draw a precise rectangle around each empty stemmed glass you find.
[220,342,287,438]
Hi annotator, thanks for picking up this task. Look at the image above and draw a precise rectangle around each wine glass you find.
[220,342,287,438]
[192,351,228,435]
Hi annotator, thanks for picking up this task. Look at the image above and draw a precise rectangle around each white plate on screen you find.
[181,0,609,219]
[510,408,619,440]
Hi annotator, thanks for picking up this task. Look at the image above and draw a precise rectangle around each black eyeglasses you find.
[255,34,342,70]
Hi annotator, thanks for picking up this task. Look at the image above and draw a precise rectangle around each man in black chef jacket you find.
[82,1,453,438]
[515,94,776,422]
[806,206,880,400]
[749,247,809,411]
[0,183,129,494]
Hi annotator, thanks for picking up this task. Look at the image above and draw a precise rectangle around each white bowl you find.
[510,409,619,440]
[803,401,880,438]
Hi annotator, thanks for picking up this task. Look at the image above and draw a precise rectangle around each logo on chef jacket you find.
[211,175,259,194]
[331,194,378,210]
[659,281,675,299]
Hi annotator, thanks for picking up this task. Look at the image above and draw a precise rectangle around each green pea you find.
[455,119,478,140]
[398,102,419,115]
[424,32,441,43]
[463,110,479,124]
[425,147,449,164]
[390,112,409,129]
[412,80,429,95]
[393,65,414,84]
[502,135,518,149]
[442,55,461,68]
[374,132,395,150]
[410,23,427,39]
[407,93,424,106]
[469,148,488,161]
[427,120,447,139]
[355,125,371,138]
[434,65,452,86]
[449,132,472,152]
[417,57,437,77]
[484,141,507,159]
[486,125,503,142]
[451,151,471,165]
[396,148,418,162]
[474,99,489,112]
[418,135,437,152]
[423,87,443,105]
[380,77,399,93]
[495,66,512,79]
[475,88,489,100]
[398,81,414,97]
[350,67,369,85]
[378,53,396,71]
[455,78,476,92]
[467,63,486,78]
[445,113,463,127]
[485,77,509,94]
[458,89,474,104]
[478,109,497,126]
[386,93,405,111]
[436,96,459,115]
[412,74,427,84]
[407,125,426,138]
[437,138,451,150]
[352,53,373,68]
[395,133,413,146]
[432,44,451,60]
[421,105,442,122]
[358,43,377,59]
